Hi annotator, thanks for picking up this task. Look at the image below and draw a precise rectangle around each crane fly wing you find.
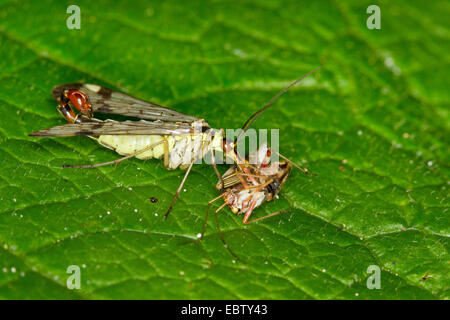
[29,120,193,137]
[52,83,198,122]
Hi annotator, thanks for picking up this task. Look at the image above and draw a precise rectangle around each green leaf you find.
[0,0,448,299]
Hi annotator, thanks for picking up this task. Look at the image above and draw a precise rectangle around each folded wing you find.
[29,120,193,137]
[52,83,198,122]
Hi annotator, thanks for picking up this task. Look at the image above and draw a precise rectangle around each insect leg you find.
[162,137,170,168]
[213,202,245,263]
[62,140,164,169]
[200,193,225,240]
[275,151,315,176]
[236,161,258,187]
[164,160,195,219]
[242,198,258,224]
[210,147,224,191]
[215,202,227,213]
[240,178,277,224]
[244,210,290,224]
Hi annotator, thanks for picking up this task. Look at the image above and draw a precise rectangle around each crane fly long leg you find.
[164,160,195,219]
[213,202,245,263]
[62,140,165,169]
[200,193,225,240]
[245,210,290,224]
[200,193,245,263]
[215,202,227,213]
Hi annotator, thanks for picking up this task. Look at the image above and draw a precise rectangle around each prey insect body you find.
[219,143,291,223]
[199,142,312,262]
[202,143,293,232]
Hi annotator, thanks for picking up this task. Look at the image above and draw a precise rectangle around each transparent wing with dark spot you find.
[52,83,198,122]
[29,120,193,137]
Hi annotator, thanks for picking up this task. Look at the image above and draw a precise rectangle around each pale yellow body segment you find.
[96,131,223,170]
[98,134,173,160]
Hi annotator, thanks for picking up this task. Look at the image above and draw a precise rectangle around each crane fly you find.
[29,66,322,219]
[199,142,314,261]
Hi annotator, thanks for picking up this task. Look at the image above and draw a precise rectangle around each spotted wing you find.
[52,83,198,122]
[29,120,193,137]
